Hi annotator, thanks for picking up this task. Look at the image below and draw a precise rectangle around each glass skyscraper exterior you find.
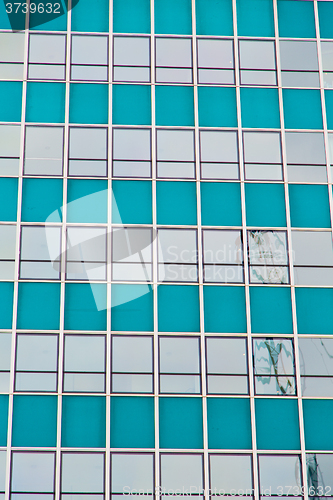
[0,0,333,496]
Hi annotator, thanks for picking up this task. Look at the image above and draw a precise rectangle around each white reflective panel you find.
[210,455,253,492]
[329,133,333,165]
[113,129,151,161]
[200,131,238,163]
[158,230,197,264]
[0,124,21,158]
[157,161,195,179]
[16,335,58,372]
[69,160,107,177]
[203,230,243,265]
[207,375,248,395]
[299,338,333,376]
[112,263,152,281]
[159,263,198,282]
[21,226,61,262]
[243,132,281,164]
[111,454,154,493]
[240,70,276,86]
[24,126,64,176]
[321,41,333,71]
[159,337,200,374]
[71,35,108,65]
[28,64,65,80]
[197,39,234,69]
[114,36,150,66]
[160,374,201,394]
[160,455,203,491]
[112,374,153,393]
[61,453,104,493]
[0,333,11,372]
[281,71,320,88]
[0,225,16,260]
[0,261,15,281]
[250,266,289,285]
[157,130,194,161]
[20,261,60,280]
[71,65,108,81]
[204,264,244,283]
[63,373,105,393]
[248,231,288,266]
[156,67,192,83]
[0,451,5,492]
[255,375,296,396]
[66,227,107,263]
[0,33,25,62]
[112,228,152,264]
[113,66,150,83]
[239,40,276,70]
[287,164,328,183]
[156,38,192,68]
[64,335,105,372]
[280,40,318,71]
[0,62,24,80]
[206,338,247,374]
[201,162,239,180]
[198,68,234,85]
[294,266,333,286]
[258,455,301,494]
[15,372,57,392]
[307,454,333,490]
[11,452,55,492]
[69,128,107,160]
[112,336,153,373]
[292,231,333,266]
[254,339,294,376]
[29,34,66,64]
[245,164,283,181]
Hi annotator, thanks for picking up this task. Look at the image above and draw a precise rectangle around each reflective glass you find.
[159,337,200,374]
[254,339,295,395]
[160,454,203,491]
[111,454,154,493]
[239,40,276,70]
[61,453,104,493]
[71,35,108,65]
[306,454,333,492]
[0,124,21,175]
[24,126,64,176]
[280,41,318,71]
[0,33,25,62]
[11,452,55,492]
[258,455,302,494]
[206,338,247,374]
[113,128,151,178]
[210,454,253,492]
[64,335,105,372]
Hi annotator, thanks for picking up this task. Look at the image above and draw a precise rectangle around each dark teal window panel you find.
[110,397,154,448]
[0,178,18,222]
[26,82,65,123]
[113,0,150,33]
[295,288,333,335]
[0,82,22,122]
[236,0,274,37]
[303,400,333,451]
[61,396,106,448]
[289,184,331,228]
[255,399,300,450]
[64,283,107,331]
[0,283,14,329]
[318,2,333,39]
[112,180,152,224]
[250,287,293,334]
[67,179,108,223]
[21,178,63,223]
[207,398,252,450]
[277,0,316,38]
[0,396,8,446]
[158,285,200,332]
[201,183,242,227]
[203,286,247,333]
[240,88,280,129]
[71,0,109,32]
[17,282,60,330]
[111,284,154,332]
[155,86,194,127]
[156,181,197,225]
[159,397,203,449]
[198,87,237,128]
[196,0,233,36]
[113,85,151,126]
[283,89,323,130]
[69,84,108,124]
[245,183,286,227]
[12,395,57,447]
[155,0,192,35]
[325,90,333,130]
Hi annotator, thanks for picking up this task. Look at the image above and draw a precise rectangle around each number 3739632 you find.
[5,3,61,14]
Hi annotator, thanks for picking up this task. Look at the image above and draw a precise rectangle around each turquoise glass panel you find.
[110,397,154,448]
[29,0,67,31]
[155,86,194,126]
[240,88,280,129]
[158,285,200,332]
[318,2,333,39]
[64,284,107,331]
[198,87,237,128]
[155,0,192,35]
[21,178,63,223]
[196,0,233,36]
[236,0,274,37]
[112,180,152,224]
[69,84,108,124]
[67,179,108,223]
[17,282,60,330]
[277,0,316,38]
[207,398,252,449]
[61,396,106,448]
[12,395,57,447]
[289,185,331,228]
[283,89,323,130]
[30,11,67,31]
[0,82,22,122]
[159,397,203,449]
[0,178,18,222]
[245,183,286,227]
[255,399,300,450]
[111,284,154,332]
[296,288,333,335]
[203,286,247,333]
[303,400,333,450]
[26,82,65,123]
[113,85,151,125]
[113,0,150,33]
[0,1,15,29]
[0,283,14,329]
[250,287,293,334]
[0,396,8,446]
[325,90,333,130]
[156,181,197,225]
[71,0,109,32]
[201,183,242,227]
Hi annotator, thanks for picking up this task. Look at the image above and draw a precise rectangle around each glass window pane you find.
[160,454,203,491]
[206,338,247,374]
[248,231,288,266]
[158,230,197,264]
[200,131,238,163]
[280,41,318,71]
[203,230,243,265]
[64,335,105,372]
[197,39,234,69]
[11,452,55,492]
[16,334,58,372]
[210,455,253,492]
[114,37,150,66]
[0,451,5,492]
[321,42,333,72]
[111,454,154,493]
[61,453,104,493]
[254,339,294,375]
[299,338,333,376]
[66,227,107,263]
[0,333,11,373]
[159,337,200,374]
[306,453,333,491]
[156,38,192,68]
[157,130,194,162]
[0,225,16,260]
[71,35,108,65]
[0,33,25,63]
[69,128,107,160]
[113,129,151,162]
[258,455,302,494]
[24,126,64,176]
[21,226,61,262]
[29,34,66,64]
[292,231,333,266]
[285,132,326,165]
[239,40,276,70]
[0,125,21,158]
[243,132,281,164]
[112,336,153,373]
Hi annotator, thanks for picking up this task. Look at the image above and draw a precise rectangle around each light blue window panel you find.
[111,284,154,332]
[203,286,247,333]
[110,397,154,448]
[283,89,323,130]
[21,178,63,223]
[207,398,252,449]
[67,179,108,223]
[0,82,22,122]
[69,84,108,125]
[201,182,242,226]
[325,90,333,130]
[157,181,197,225]
[296,288,333,335]
[289,185,331,228]
[245,183,286,227]
[318,2,333,39]
[277,0,316,38]
[26,82,65,123]
[255,399,300,450]
[29,0,67,31]
[113,0,150,33]
[303,400,333,451]
[198,87,237,128]
[17,282,61,330]
[113,85,151,125]
[155,0,192,35]
[155,86,194,126]
[0,178,18,222]
[112,180,152,224]
[196,0,233,36]
[71,0,109,32]
[250,287,293,334]
[241,88,280,129]
[158,285,200,332]
[12,395,57,447]
[0,283,13,329]
[159,397,203,449]
[0,396,8,446]
[236,0,274,37]
[64,283,107,331]
[61,396,106,448]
